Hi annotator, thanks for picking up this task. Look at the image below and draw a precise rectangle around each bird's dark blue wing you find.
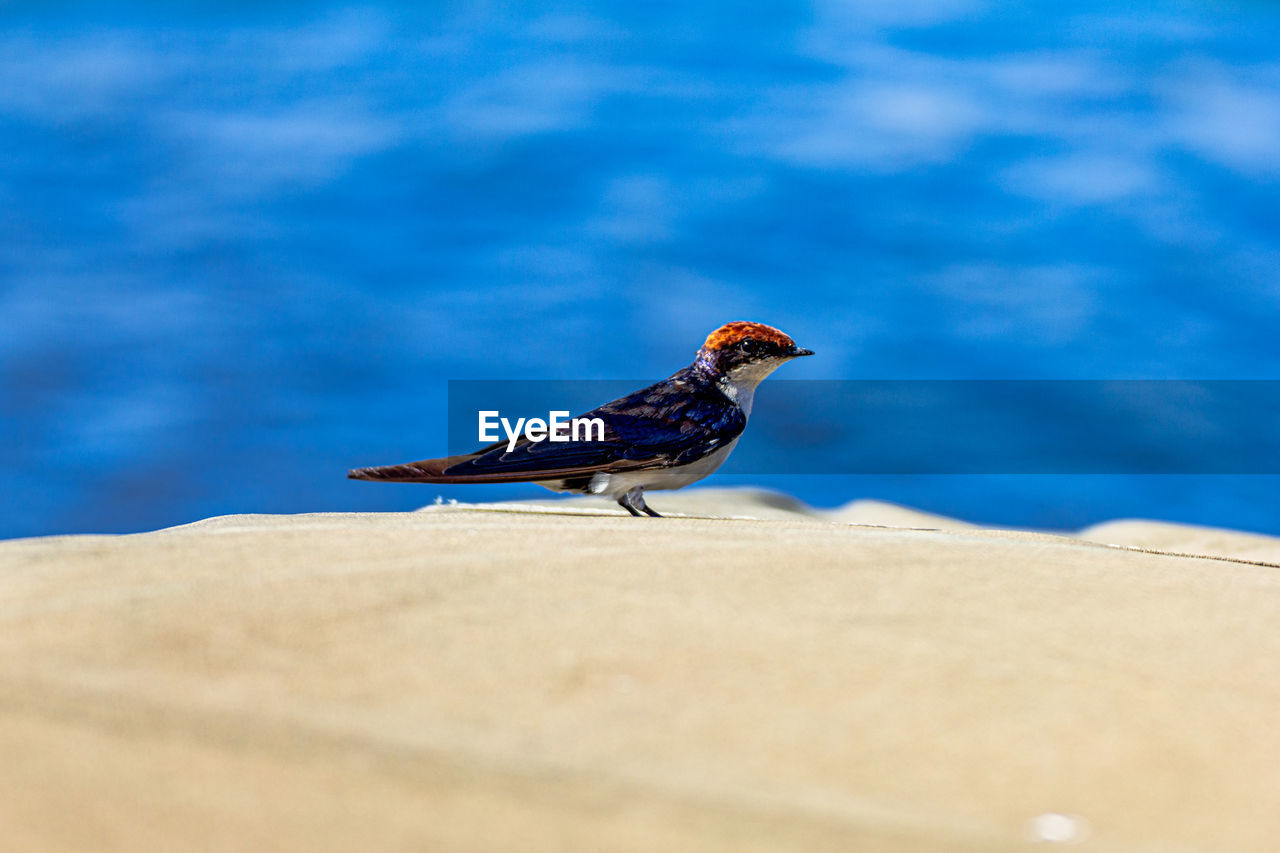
[440,372,745,478]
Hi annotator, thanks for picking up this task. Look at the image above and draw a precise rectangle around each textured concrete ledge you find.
[1,491,1277,851]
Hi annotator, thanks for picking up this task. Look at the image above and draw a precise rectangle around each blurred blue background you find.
[3,1,1280,539]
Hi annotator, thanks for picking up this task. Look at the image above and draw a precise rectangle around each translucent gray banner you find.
[446,380,1280,474]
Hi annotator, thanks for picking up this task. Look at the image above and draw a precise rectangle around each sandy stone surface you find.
[2,493,1278,851]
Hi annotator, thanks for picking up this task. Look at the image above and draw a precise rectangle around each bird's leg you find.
[617,488,645,517]
[631,488,664,517]
[618,487,662,518]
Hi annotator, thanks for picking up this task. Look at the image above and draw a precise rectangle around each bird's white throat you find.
[716,357,791,416]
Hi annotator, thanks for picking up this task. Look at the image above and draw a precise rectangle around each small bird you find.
[348,321,813,517]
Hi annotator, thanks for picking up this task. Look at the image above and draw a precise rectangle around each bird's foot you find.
[618,488,660,518]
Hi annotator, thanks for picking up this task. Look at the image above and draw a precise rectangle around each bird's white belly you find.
[537,439,740,498]
[590,439,740,498]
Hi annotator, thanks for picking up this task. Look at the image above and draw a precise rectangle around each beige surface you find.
[1078,518,1280,565]
[438,489,979,529]
[2,494,1279,852]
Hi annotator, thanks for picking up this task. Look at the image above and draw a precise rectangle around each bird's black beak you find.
[790,345,814,357]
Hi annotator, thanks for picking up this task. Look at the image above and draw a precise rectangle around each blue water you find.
[3,2,1280,539]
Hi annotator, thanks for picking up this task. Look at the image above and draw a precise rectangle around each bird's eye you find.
[738,339,757,354]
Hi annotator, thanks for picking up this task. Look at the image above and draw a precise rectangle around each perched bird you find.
[348,321,813,517]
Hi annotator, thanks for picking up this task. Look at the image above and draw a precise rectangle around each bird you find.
[348,321,813,517]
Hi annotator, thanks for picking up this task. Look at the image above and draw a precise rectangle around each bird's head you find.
[694,321,813,387]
